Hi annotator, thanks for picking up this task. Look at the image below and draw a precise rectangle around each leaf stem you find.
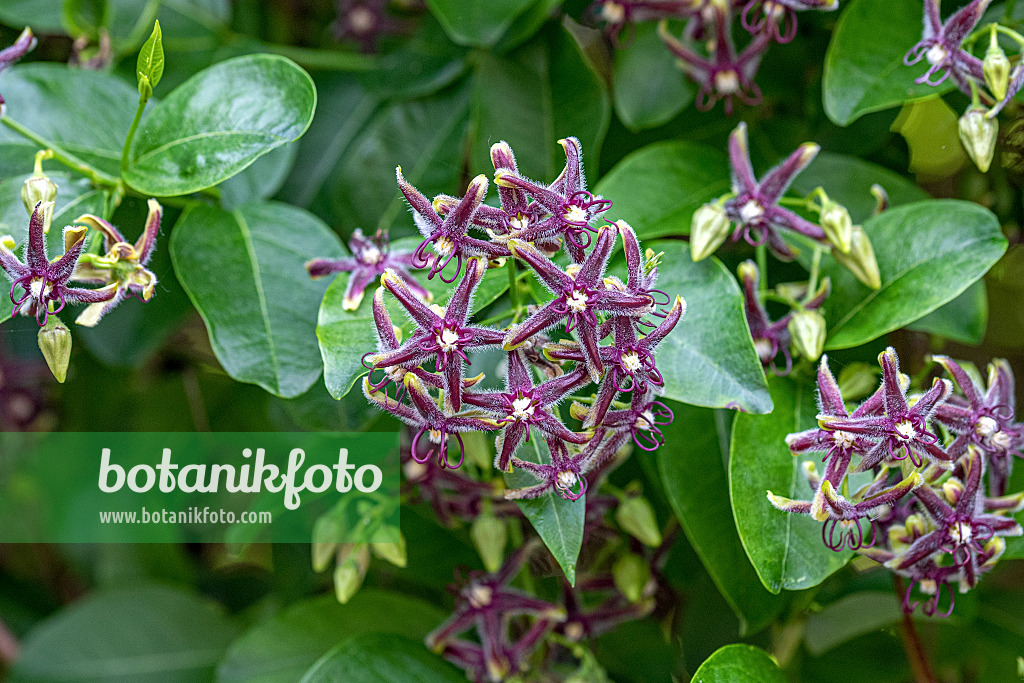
[1,116,121,189]
[805,246,823,302]
[121,95,149,171]
[507,258,520,310]
[892,575,937,683]
[755,244,768,292]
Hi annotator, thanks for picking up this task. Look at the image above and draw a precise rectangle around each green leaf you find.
[821,200,1006,349]
[658,403,785,635]
[594,141,730,240]
[136,19,164,96]
[357,15,469,100]
[1,64,140,178]
[471,24,610,182]
[217,591,446,683]
[426,0,535,47]
[729,377,853,593]
[299,634,463,683]
[649,241,772,414]
[804,591,901,655]
[612,23,692,132]
[691,644,787,683]
[170,201,343,398]
[906,280,988,345]
[0,2,66,33]
[63,0,109,39]
[505,426,584,585]
[124,54,316,196]
[12,584,236,682]
[219,142,298,210]
[823,0,954,126]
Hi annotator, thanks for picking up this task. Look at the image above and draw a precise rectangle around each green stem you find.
[805,246,823,302]
[121,96,148,171]
[755,244,768,293]
[507,259,520,310]
[776,196,811,209]
[1,116,120,189]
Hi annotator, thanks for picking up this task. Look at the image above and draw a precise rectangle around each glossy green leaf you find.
[318,250,509,400]
[658,403,785,635]
[821,200,1006,349]
[612,23,692,131]
[650,241,772,414]
[505,426,584,585]
[300,634,463,683]
[170,201,343,398]
[823,0,954,125]
[471,24,609,181]
[1,64,139,178]
[804,591,901,655]
[219,142,298,210]
[136,19,164,94]
[64,0,110,40]
[730,377,853,593]
[594,141,730,240]
[217,590,446,683]
[691,644,786,683]
[13,585,236,682]
[1000,464,1024,559]
[906,280,988,345]
[0,2,66,32]
[426,0,535,47]
[357,15,469,100]
[124,54,316,196]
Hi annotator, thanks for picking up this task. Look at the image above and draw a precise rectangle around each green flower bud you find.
[615,495,662,547]
[736,259,759,284]
[958,107,997,173]
[38,316,72,383]
[788,309,826,362]
[371,527,408,568]
[984,33,1011,102]
[836,361,877,401]
[470,510,508,573]
[612,553,650,604]
[819,199,853,254]
[333,544,370,604]
[690,203,730,262]
[21,175,57,217]
[832,225,881,290]
[311,514,345,572]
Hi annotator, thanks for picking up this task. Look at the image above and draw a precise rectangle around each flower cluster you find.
[588,0,837,113]
[317,137,684,507]
[904,0,1024,171]
[768,348,1024,616]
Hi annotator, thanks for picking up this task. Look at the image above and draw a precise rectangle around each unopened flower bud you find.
[38,316,72,383]
[788,309,826,361]
[612,553,651,603]
[984,33,1011,102]
[311,514,344,573]
[837,362,877,401]
[959,107,998,173]
[21,175,57,217]
[333,544,370,604]
[832,225,881,290]
[736,259,759,285]
[690,203,730,261]
[819,199,853,254]
[470,510,508,573]
[371,527,407,568]
[615,495,662,547]
[870,184,888,216]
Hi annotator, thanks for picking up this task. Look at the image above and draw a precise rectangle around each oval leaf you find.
[649,241,772,414]
[729,377,853,593]
[170,201,343,398]
[692,644,786,683]
[594,141,730,240]
[822,200,1005,349]
[426,0,535,47]
[124,54,316,196]
[300,634,463,683]
[505,426,584,586]
[823,0,954,126]
[13,585,236,682]
[612,23,693,131]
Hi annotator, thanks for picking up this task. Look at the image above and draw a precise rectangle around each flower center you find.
[715,69,739,94]
[511,395,536,421]
[753,337,774,362]
[739,199,764,224]
[926,44,947,66]
[564,205,588,224]
[763,0,785,18]
[360,245,382,265]
[429,428,443,443]
[600,1,626,22]
[403,459,428,482]
[636,410,655,431]
[621,351,641,372]
[437,326,460,352]
[468,584,493,609]
[564,622,586,641]
[894,419,917,441]
[992,431,1014,450]
[29,277,48,300]
[348,6,376,34]
[557,470,578,489]
[509,213,530,232]
[976,416,998,437]
[567,289,589,313]
[832,430,856,449]
[948,521,972,545]
[918,579,937,595]
[435,236,454,255]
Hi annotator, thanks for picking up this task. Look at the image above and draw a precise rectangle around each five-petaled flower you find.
[0,28,36,116]
[307,228,428,311]
[0,203,117,326]
[904,0,989,91]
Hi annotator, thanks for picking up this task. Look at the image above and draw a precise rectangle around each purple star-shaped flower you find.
[368,256,504,412]
[333,0,402,53]
[592,1,696,45]
[740,0,837,44]
[658,10,771,114]
[307,228,428,311]
[464,349,591,472]
[0,28,35,116]
[572,388,676,455]
[504,226,653,381]
[904,0,989,90]
[0,203,117,326]
[725,123,827,259]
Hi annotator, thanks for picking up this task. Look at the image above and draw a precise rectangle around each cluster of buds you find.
[0,171,162,381]
[331,137,685,504]
[768,348,1024,616]
[904,0,1024,171]
[589,0,837,113]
